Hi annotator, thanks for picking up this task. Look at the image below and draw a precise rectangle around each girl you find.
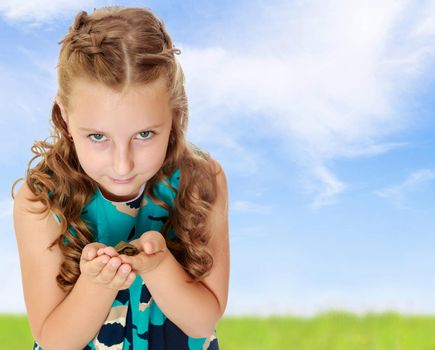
[12,6,229,350]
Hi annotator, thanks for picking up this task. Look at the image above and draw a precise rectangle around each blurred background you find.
[1,0,435,321]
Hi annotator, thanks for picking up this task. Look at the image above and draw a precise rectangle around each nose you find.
[112,143,134,178]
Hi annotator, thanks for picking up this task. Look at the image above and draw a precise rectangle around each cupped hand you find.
[80,242,137,291]
[96,231,168,275]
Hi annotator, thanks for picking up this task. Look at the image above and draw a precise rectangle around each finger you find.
[119,271,137,290]
[98,257,123,283]
[83,246,96,261]
[118,254,135,265]
[144,242,164,255]
[144,241,153,254]
[112,263,133,287]
[98,246,118,257]
[118,253,148,272]
[86,254,110,276]
[142,234,166,255]
[83,243,106,261]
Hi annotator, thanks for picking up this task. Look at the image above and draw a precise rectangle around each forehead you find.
[68,76,171,123]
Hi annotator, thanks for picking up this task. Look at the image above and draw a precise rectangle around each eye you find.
[137,131,155,140]
[87,131,155,143]
[88,133,106,143]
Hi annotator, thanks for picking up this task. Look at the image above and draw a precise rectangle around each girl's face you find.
[58,76,173,202]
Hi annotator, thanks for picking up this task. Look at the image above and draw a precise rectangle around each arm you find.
[140,250,222,338]
[38,275,118,350]
[139,160,230,339]
[13,181,119,350]
[41,244,137,349]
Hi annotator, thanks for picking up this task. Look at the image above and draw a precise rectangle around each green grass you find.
[0,314,35,349]
[217,311,435,350]
[2,311,435,349]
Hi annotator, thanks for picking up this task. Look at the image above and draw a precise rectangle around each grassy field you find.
[1,311,435,349]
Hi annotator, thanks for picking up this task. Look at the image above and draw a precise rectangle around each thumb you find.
[142,232,166,255]
[83,243,106,261]
[144,241,154,254]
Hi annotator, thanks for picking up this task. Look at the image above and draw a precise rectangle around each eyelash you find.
[88,131,155,143]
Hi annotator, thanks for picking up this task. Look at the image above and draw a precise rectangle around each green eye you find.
[88,131,154,143]
[138,131,154,140]
[89,134,106,143]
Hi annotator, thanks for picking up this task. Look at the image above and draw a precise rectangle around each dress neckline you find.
[97,182,146,204]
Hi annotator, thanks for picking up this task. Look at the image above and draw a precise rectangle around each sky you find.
[0,0,435,316]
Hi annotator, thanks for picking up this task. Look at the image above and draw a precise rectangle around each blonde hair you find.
[11,6,218,292]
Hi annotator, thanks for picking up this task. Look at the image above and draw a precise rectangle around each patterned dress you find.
[33,168,219,349]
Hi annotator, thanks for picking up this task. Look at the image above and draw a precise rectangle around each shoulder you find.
[14,180,49,218]
[209,157,224,177]
[13,180,68,342]
[13,179,61,250]
[209,157,228,205]
[198,158,230,315]
[203,157,228,239]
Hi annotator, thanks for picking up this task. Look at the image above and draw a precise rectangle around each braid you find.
[58,11,104,56]
[69,32,105,55]
[157,19,171,48]
[59,10,180,62]
[72,10,89,31]
[157,18,182,57]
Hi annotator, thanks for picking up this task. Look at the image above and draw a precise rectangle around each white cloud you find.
[335,141,410,159]
[179,0,435,207]
[304,164,348,209]
[232,200,272,214]
[227,289,435,316]
[3,0,434,208]
[375,168,435,207]
[3,0,435,318]
[0,0,102,24]
[0,54,57,167]
[0,198,13,220]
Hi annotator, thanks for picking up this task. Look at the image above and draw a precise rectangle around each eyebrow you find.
[78,123,165,136]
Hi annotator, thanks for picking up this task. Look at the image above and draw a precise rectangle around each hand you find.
[80,242,137,291]
[96,231,168,275]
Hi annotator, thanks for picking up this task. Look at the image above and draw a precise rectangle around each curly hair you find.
[11,6,218,293]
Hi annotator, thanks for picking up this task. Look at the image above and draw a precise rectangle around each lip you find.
[110,176,135,184]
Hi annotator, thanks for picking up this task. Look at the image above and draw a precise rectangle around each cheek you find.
[73,143,104,175]
[137,138,169,170]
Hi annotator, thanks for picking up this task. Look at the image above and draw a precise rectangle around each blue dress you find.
[33,168,219,349]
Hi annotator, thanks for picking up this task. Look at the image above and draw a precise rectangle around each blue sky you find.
[1,0,435,316]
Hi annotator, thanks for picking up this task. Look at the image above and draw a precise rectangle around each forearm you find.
[38,274,118,350]
[140,251,222,339]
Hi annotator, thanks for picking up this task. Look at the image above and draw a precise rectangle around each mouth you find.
[110,176,135,184]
